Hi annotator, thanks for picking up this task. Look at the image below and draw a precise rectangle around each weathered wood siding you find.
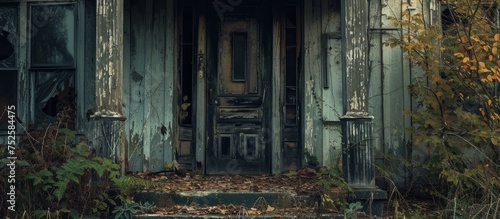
[303,0,413,188]
[367,0,416,187]
[303,0,326,167]
[303,0,344,168]
[124,0,175,172]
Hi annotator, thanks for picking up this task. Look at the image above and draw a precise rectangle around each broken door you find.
[206,12,271,174]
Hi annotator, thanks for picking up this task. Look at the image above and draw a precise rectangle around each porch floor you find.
[130,168,347,218]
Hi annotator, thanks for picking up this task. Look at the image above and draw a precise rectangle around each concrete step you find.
[132,190,344,218]
[133,190,317,207]
[132,214,343,218]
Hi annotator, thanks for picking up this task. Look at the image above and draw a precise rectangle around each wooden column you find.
[93,0,126,174]
[341,0,387,216]
[342,0,369,115]
[95,0,124,113]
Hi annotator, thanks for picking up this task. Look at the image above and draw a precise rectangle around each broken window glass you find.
[0,5,18,130]
[33,70,75,128]
[0,5,18,69]
[30,4,75,67]
[0,70,17,130]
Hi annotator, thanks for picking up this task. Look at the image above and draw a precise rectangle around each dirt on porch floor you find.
[129,168,349,216]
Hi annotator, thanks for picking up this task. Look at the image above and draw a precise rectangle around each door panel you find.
[206,17,269,175]
[218,20,258,94]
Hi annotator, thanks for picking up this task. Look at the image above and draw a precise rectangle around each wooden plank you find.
[122,0,131,171]
[179,126,193,141]
[128,1,147,172]
[163,0,175,166]
[216,124,260,134]
[218,96,262,107]
[368,30,384,154]
[195,5,207,169]
[271,3,283,173]
[283,127,299,141]
[302,0,324,165]
[146,0,167,172]
[218,108,261,120]
[322,124,342,168]
[382,33,405,154]
[382,0,402,29]
[323,36,343,121]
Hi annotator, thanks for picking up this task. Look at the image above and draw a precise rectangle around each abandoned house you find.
[1,0,455,198]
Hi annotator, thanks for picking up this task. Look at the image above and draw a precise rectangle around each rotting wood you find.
[95,0,124,114]
[95,0,126,174]
[195,4,207,171]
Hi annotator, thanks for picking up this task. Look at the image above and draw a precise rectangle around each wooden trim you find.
[195,4,207,172]
[271,3,283,173]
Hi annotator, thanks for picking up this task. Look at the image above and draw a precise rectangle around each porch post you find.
[341,0,386,216]
[92,0,126,175]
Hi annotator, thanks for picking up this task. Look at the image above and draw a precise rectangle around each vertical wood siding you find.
[303,0,413,188]
[125,0,175,172]
[302,0,324,166]
[367,0,412,187]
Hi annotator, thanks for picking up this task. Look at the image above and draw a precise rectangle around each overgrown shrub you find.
[384,0,500,217]
[0,109,122,218]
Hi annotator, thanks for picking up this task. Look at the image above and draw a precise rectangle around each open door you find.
[205,5,271,174]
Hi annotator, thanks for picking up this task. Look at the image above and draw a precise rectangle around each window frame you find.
[28,2,77,69]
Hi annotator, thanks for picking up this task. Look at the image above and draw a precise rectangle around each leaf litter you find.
[131,168,341,216]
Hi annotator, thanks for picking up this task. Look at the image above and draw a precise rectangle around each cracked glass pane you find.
[0,5,18,69]
[33,70,75,128]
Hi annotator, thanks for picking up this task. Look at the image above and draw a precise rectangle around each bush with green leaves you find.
[0,114,123,218]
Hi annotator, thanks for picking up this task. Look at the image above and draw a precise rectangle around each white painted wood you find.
[302,0,324,164]
[128,1,147,172]
[163,0,175,166]
[323,36,343,122]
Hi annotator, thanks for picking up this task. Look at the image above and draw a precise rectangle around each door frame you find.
[191,0,302,174]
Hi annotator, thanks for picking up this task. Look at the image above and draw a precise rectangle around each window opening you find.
[30,4,76,68]
[0,5,18,131]
[285,6,298,125]
[219,135,232,158]
[232,32,247,81]
[29,3,77,129]
[179,5,194,125]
